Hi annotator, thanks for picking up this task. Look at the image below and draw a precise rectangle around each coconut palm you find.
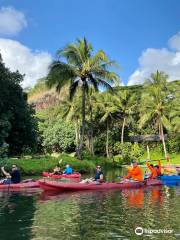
[60,95,82,149]
[95,92,118,158]
[169,81,180,134]
[46,38,119,159]
[86,88,96,156]
[139,71,172,158]
[114,89,137,144]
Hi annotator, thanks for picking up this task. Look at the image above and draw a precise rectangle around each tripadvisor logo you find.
[135,227,143,236]
[135,226,174,236]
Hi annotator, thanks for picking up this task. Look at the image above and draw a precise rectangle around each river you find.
[0,168,179,240]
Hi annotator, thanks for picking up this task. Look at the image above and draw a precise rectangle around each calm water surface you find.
[0,168,179,240]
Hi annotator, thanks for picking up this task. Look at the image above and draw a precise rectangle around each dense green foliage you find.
[39,114,76,153]
[1,37,179,166]
[0,154,112,175]
[46,38,119,159]
[32,74,179,162]
[0,55,38,156]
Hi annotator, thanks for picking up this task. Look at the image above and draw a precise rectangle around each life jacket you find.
[125,166,143,181]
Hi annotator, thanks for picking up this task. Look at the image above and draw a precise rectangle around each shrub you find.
[112,142,143,163]
[42,119,75,153]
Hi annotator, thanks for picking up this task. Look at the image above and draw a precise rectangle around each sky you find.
[0,0,180,87]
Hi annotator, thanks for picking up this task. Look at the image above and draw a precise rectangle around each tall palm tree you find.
[139,71,172,158]
[114,89,136,144]
[60,95,82,149]
[95,92,118,158]
[169,81,180,134]
[46,38,119,159]
[86,88,96,156]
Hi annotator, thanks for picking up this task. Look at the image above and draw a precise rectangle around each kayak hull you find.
[145,179,163,186]
[159,175,180,186]
[42,172,81,179]
[160,175,180,182]
[0,181,39,190]
[39,179,145,192]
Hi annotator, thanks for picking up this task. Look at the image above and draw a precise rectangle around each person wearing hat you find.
[80,165,104,183]
[94,165,104,182]
[124,160,143,181]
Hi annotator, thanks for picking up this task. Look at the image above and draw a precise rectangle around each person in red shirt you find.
[124,160,143,181]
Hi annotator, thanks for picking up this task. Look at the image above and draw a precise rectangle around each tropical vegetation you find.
[0,38,179,169]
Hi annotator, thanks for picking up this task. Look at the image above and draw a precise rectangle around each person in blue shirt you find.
[80,165,104,183]
[63,164,73,174]
[94,166,104,182]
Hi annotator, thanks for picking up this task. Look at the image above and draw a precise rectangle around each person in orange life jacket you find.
[124,160,143,181]
[146,160,161,179]
[155,160,162,176]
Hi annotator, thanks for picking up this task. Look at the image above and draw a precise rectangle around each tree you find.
[139,71,173,158]
[42,116,75,153]
[46,38,119,159]
[114,89,136,144]
[0,54,37,155]
[95,92,118,158]
[60,95,82,150]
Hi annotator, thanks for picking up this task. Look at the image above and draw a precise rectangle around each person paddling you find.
[146,160,161,179]
[94,165,104,182]
[81,165,104,183]
[124,160,143,181]
[63,164,73,174]
[1,165,21,184]
[53,166,63,175]
[155,160,162,177]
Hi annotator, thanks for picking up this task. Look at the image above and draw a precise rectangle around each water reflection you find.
[0,168,179,240]
[0,191,38,240]
[33,186,180,240]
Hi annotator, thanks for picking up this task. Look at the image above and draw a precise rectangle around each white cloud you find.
[128,32,180,85]
[168,32,180,51]
[0,38,52,87]
[0,6,27,36]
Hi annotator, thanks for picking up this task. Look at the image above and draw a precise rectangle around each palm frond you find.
[46,61,76,93]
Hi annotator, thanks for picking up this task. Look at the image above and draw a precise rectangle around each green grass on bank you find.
[0,151,179,176]
[140,151,180,165]
[0,153,115,176]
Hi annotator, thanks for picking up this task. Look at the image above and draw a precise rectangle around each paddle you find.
[0,158,10,177]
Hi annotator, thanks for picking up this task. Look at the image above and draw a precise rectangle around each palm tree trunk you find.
[89,105,94,156]
[121,117,126,144]
[106,119,110,158]
[77,82,86,159]
[75,121,79,148]
[160,121,167,158]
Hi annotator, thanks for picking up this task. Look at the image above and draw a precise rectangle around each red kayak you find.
[145,179,163,186]
[0,180,39,190]
[38,179,145,192]
[42,171,81,179]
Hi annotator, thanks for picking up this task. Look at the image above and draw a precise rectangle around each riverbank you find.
[0,151,179,176]
[0,153,116,176]
[140,151,180,165]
